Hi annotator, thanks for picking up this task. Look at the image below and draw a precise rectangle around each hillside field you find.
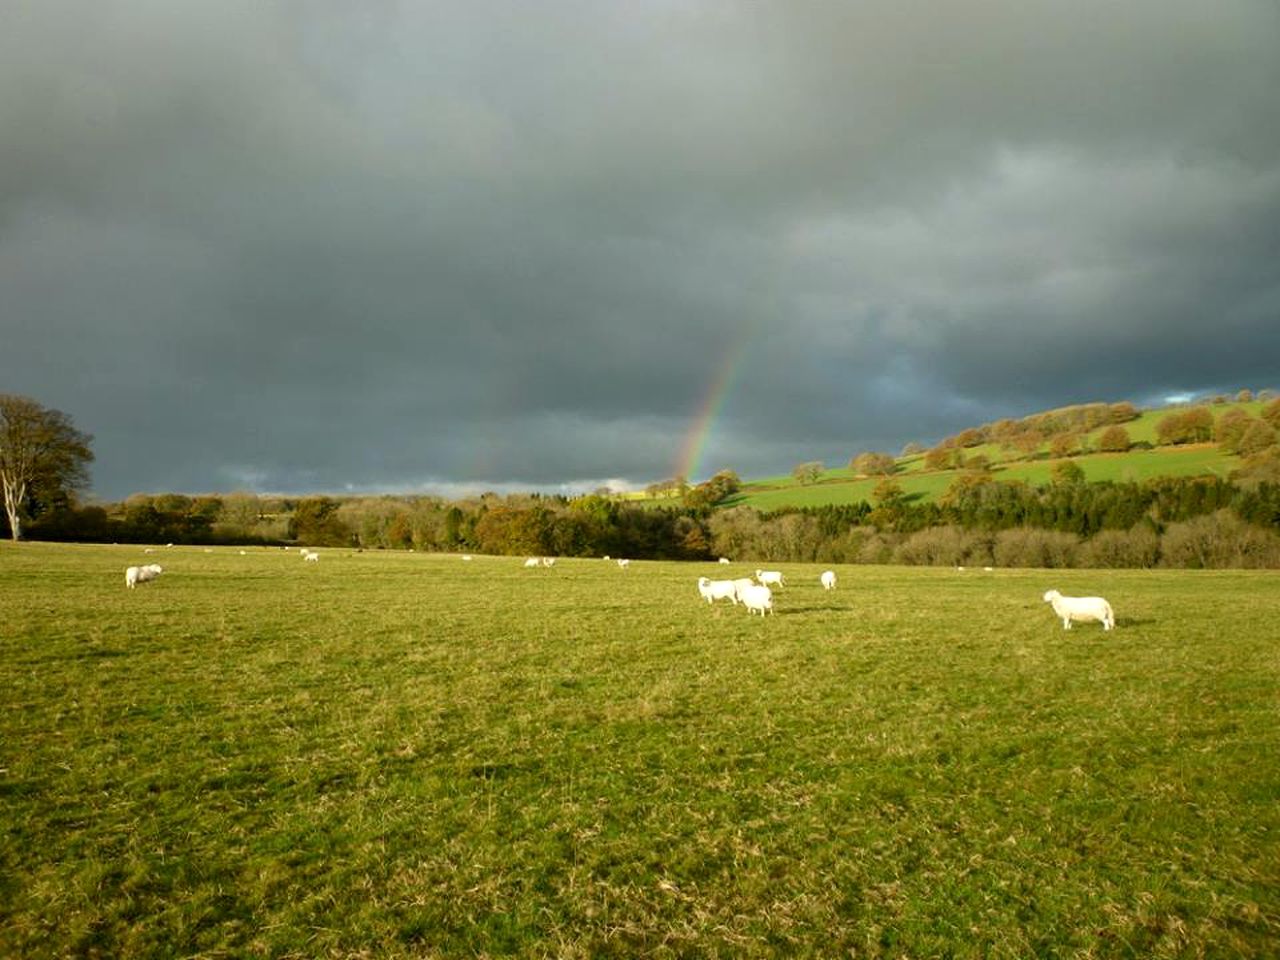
[2,543,1278,957]
[722,401,1267,511]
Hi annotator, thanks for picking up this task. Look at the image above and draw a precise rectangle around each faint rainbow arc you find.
[673,337,752,483]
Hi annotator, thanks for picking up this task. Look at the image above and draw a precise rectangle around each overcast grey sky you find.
[3,1,1279,499]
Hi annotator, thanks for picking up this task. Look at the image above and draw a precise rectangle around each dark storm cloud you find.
[2,1,1278,498]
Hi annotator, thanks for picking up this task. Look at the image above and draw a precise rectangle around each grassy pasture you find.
[2,543,1278,957]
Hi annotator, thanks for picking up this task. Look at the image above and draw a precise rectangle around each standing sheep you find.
[1043,589,1115,631]
[697,577,739,604]
[820,570,837,591]
[125,563,163,588]
[739,583,774,616]
[756,569,785,588]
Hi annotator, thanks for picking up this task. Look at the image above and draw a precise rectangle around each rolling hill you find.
[713,396,1276,511]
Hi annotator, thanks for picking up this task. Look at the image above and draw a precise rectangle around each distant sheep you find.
[718,557,731,565]
[739,583,774,616]
[462,554,473,561]
[1043,589,1114,631]
[125,563,163,589]
[541,557,556,568]
[524,557,541,568]
[301,550,319,562]
[697,576,739,604]
[616,558,630,569]
[755,569,785,588]
[820,570,837,591]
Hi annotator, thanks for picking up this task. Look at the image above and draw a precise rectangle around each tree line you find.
[5,391,1280,568]
[14,473,1280,570]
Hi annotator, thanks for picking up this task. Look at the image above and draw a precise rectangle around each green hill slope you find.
[719,397,1275,511]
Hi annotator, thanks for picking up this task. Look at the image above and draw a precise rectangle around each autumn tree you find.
[792,461,824,485]
[851,452,896,476]
[1214,409,1253,455]
[1238,421,1278,457]
[1108,402,1139,423]
[1050,460,1086,485]
[1098,425,1131,453]
[0,394,94,541]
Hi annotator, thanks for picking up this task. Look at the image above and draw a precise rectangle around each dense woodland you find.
[6,391,1280,568]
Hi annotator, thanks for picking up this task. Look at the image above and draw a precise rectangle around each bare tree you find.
[0,395,94,541]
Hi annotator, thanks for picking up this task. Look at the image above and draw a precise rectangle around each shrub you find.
[992,528,1080,568]
[1160,510,1280,569]
[893,525,985,567]
[1081,526,1160,568]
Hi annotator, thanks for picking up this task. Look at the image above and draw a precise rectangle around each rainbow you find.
[673,337,753,483]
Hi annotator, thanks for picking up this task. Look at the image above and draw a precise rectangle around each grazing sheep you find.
[541,557,557,568]
[616,558,630,569]
[462,554,473,561]
[755,569,785,588]
[731,577,756,602]
[718,557,731,565]
[302,550,320,562]
[1043,589,1115,631]
[698,577,739,604]
[524,557,540,568]
[820,570,837,591]
[739,583,774,616]
[125,563,163,589]
[984,566,994,572]
[603,555,611,561]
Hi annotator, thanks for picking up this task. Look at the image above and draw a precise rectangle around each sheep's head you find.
[1043,589,1060,603]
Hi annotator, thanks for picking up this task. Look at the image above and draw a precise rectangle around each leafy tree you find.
[1049,432,1079,459]
[1238,388,1254,403]
[1108,402,1140,423]
[1261,398,1280,428]
[1098,425,1131,453]
[1156,407,1214,445]
[851,452,896,476]
[923,446,954,471]
[792,461,824,485]
[1238,421,1278,457]
[1051,460,1086,486]
[0,394,94,541]
[290,496,352,546]
[1214,409,1254,454]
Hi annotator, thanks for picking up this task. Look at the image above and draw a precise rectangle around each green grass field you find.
[3,543,1278,957]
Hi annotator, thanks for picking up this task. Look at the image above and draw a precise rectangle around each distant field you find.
[730,445,1239,511]
[3,543,1278,956]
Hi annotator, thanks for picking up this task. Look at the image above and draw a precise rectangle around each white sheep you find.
[755,569,784,588]
[739,583,773,616]
[1043,589,1115,631]
[731,577,756,602]
[541,557,557,568]
[718,557,731,565]
[698,577,739,604]
[462,554,473,561]
[302,550,319,562]
[820,570,837,591]
[125,563,163,589]
[524,557,540,568]
[616,558,630,569]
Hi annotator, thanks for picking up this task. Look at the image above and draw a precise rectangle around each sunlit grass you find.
[2,542,1278,956]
